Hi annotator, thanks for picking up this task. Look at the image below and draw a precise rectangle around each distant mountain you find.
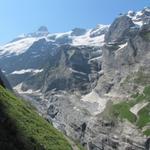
[0,24,108,91]
[0,24,108,58]
[0,7,150,150]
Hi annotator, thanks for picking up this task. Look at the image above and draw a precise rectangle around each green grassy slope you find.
[0,85,72,150]
[103,86,150,136]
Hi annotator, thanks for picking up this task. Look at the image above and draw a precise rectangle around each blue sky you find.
[0,0,149,44]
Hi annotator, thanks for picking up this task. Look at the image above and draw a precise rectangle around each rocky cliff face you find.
[0,69,12,90]
[0,7,150,150]
[20,45,102,95]
[96,7,150,97]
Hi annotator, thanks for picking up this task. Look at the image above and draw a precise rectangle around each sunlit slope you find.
[0,85,71,150]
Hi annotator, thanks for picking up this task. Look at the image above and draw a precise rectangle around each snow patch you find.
[119,42,128,49]
[90,24,109,36]
[133,20,143,27]
[118,42,128,50]
[144,7,150,12]
[72,29,105,46]
[115,43,128,55]
[2,70,6,73]
[127,10,144,27]
[11,69,43,75]
[89,56,102,62]
[55,31,72,38]
[69,68,86,75]
[0,37,38,57]
[14,82,41,94]
[47,31,72,39]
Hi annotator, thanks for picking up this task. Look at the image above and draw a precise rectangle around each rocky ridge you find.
[0,7,150,150]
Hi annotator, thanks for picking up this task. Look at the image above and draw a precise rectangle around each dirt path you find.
[130,102,149,116]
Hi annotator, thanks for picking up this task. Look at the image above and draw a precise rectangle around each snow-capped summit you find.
[0,24,109,57]
[71,25,109,46]
[90,24,110,37]
[47,24,109,46]
[143,6,150,12]
[71,28,87,36]
[127,7,150,27]
[36,26,49,36]
[27,26,49,37]
[37,26,49,32]
[0,37,39,57]
[0,26,50,57]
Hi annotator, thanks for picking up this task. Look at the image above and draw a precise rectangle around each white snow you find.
[17,34,26,38]
[0,25,108,58]
[69,67,86,75]
[118,42,128,50]
[47,31,72,40]
[81,90,108,115]
[48,28,105,46]
[13,83,23,93]
[133,20,143,27]
[127,10,143,19]
[14,82,41,94]
[47,24,108,46]
[90,24,109,36]
[115,42,128,54]
[11,69,43,75]
[127,10,134,16]
[116,42,128,55]
[89,56,102,62]
[136,11,143,16]
[55,31,72,38]
[144,7,150,12]
[2,70,6,73]
[127,10,144,27]
[130,101,149,116]
[72,29,105,46]
[33,54,40,58]
[0,37,38,57]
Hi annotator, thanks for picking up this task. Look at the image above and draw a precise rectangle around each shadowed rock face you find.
[71,28,86,36]
[145,138,150,150]
[37,26,49,33]
[0,70,12,90]
[105,15,134,43]
[21,45,101,94]
[0,78,5,88]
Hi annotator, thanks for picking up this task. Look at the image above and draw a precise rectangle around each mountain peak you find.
[36,26,49,36]
[25,26,49,38]
[143,6,150,12]
[37,26,49,33]
[71,28,86,36]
